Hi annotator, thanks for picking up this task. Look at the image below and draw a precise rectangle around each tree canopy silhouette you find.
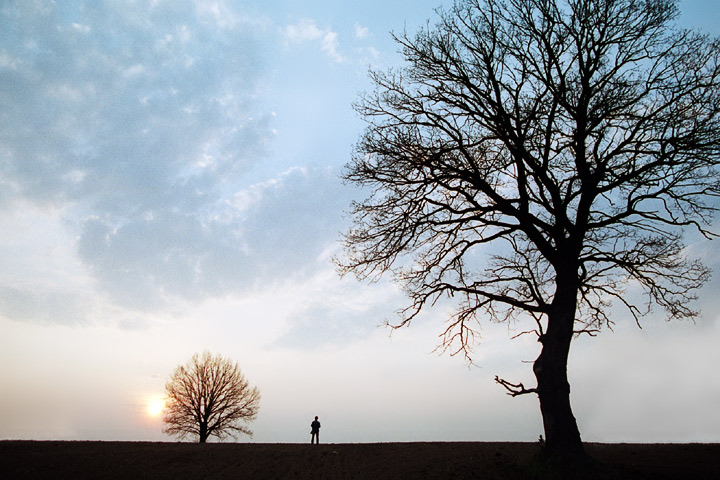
[163,351,260,443]
[338,0,720,460]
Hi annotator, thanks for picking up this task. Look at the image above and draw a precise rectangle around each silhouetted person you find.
[310,416,321,444]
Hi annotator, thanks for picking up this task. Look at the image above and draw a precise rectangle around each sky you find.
[1,0,719,444]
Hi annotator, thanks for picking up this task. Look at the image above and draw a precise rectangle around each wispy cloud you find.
[283,18,325,42]
[320,30,343,63]
[283,18,344,63]
[354,22,370,39]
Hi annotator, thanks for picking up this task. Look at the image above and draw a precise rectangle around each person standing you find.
[310,416,321,444]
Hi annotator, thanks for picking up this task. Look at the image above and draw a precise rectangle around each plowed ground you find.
[1,441,718,479]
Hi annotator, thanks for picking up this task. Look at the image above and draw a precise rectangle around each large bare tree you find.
[338,0,720,460]
[163,351,260,443]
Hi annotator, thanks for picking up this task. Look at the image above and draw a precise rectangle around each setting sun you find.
[147,398,165,417]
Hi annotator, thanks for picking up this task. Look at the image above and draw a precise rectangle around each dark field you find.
[1,441,718,479]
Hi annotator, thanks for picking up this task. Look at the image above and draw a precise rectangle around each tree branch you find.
[495,375,538,397]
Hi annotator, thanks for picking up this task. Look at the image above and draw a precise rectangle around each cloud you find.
[283,18,325,43]
[71,165,353,312]
[0,2,355,322]
[0,286,90,326]
[354,23,370,39]
[194,0,251,29]
[269,275,404,351]
[320,31,343,63]
[236,167,354,279]
[283,19,344,63]
[1,0,272,204]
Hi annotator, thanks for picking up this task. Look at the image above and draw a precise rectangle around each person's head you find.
[315,416,318,420]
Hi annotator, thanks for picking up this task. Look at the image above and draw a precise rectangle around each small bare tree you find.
[163,351,260,443]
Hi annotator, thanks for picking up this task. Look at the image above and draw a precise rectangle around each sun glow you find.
[147,397,165,417]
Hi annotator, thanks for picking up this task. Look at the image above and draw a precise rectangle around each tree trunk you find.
[199,422,208,443]
[533,269,587,461]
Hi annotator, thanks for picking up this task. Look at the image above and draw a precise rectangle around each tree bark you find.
[533,267,587,461]
[199,422,208,443]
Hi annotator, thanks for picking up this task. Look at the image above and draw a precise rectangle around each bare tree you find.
[338,0,720,461]
[163,351,260,443]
